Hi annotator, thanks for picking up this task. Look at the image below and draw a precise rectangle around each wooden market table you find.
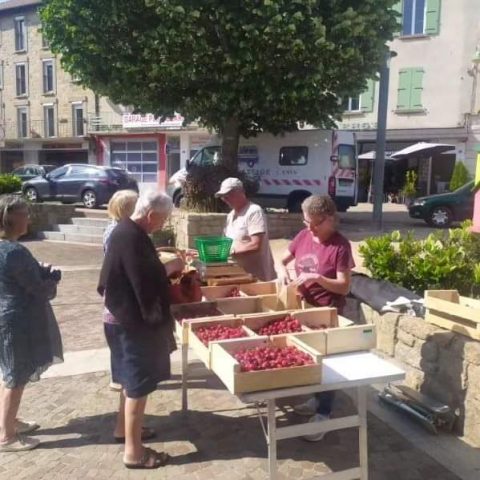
[182,349,405,480]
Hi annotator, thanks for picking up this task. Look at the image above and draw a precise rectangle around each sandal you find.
[114,426,156,443]
[124,447,170,469]
[0,435,40,452]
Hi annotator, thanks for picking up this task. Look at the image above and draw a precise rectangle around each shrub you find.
[359,221,480,297]
[449,161,472,191]
[401,170,417,199]
[0,174,22,195]
[182,164,259,213]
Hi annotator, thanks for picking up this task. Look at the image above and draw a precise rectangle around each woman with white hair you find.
[98,190,177,469]
[0,195,63,452]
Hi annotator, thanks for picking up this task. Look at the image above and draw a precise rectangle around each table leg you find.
[181,343,188,412]
[267,399,277,480]
[358,386,368,480]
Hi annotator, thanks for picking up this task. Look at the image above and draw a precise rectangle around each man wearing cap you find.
[215,178,276,281]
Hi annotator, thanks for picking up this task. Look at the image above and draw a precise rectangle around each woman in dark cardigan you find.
[98,191,176,469]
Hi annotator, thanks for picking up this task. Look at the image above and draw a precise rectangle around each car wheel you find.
[427,206,453,228]
[24,187,39,203]
[82,189,98,209]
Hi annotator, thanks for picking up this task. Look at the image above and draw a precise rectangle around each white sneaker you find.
[303,414,330,442]
[16,419,40,435]
[0,435,40,452]
[293,397,318,416]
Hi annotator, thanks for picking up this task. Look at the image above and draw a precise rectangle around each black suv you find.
[12,164,56,182]
[22,164,138,208]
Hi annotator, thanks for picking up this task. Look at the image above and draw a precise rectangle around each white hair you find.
[132,190,173,217]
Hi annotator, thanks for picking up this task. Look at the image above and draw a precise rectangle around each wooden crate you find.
[240,281,278,296]
[216,295,280,315]
[201,285,248,300]
[188,317,255,368]
[425,290,480,340]
[289,324,376,355]
[210,335,323,394]
[171,301,226,344]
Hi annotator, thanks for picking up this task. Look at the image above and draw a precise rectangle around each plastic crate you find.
[195,236,233,263]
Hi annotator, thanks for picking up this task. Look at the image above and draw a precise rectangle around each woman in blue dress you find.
[0,195,63,452]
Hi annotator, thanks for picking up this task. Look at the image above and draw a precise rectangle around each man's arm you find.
[232,233,263,255]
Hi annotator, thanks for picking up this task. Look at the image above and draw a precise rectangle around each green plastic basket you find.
[195,236,233,263]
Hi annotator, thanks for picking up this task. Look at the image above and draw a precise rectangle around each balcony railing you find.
[87,113,125,133]
[1,119,86,140]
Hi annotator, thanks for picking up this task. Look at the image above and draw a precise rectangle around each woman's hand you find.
[292,272,321,288]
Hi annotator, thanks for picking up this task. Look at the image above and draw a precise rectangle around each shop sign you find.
[122,113,184,129]
[339,122,378,131]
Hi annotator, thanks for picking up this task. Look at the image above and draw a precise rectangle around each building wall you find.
[339,0,480,173]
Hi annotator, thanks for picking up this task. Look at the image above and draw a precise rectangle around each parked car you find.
[408,180,475,227]
[22,164,138,209]
[12,164,56,182]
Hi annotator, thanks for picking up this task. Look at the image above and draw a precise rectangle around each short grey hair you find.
[302,195,337,217]
[132,190,173,218]
[0,194,29,237]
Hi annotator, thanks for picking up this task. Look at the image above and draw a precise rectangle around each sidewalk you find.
[2,238,467,479]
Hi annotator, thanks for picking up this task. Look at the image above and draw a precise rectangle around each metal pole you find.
[373,51,392,230]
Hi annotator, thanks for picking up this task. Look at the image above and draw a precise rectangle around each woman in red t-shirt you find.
[280,195,355,442]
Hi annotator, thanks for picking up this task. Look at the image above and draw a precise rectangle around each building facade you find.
[0,0,213,191]
[339,0,480,198]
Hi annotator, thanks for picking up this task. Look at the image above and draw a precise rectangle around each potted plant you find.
[401,170,417,206]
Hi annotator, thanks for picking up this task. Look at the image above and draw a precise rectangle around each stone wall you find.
[28,203,78,236]
[171,210,303,249]
[359,303,480,446]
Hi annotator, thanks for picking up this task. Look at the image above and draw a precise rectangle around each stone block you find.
[464,341,480,366]
[415,340,439,362]
[404,368,425,390]
[397,330,415,347]
[394,342,422,370]
[398,316,439,340]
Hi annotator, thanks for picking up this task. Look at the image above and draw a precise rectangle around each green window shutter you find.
[396,69,412,110]
[392,1,403,37]
[425,0,441,35]
[361,79,375,112]
[410,68,424,108]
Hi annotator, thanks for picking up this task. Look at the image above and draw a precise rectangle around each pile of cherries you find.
[195,324,247,346]
[234,345,313,372]
[256,314,303,335]
[225,287,242,298]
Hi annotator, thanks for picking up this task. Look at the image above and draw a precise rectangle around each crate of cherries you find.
[234,345,313,372]
[252,313,304,336]
[194,324,248,346]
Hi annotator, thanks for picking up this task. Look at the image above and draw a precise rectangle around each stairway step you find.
[54,224,106,235]
[71,217,111,227]
[37,230,103,244]
[75,208,109,219]
[37,231,66,241]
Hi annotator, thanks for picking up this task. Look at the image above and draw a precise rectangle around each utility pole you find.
[373,50,395,230]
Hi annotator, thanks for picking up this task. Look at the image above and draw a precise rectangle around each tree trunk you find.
[221,117,240,170]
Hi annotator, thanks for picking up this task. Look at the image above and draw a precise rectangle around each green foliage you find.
[449,161,472,191]
[0,175,22,194]
[41,0,399,158]
[359,221,480,297]
[401,170,417,198]
[182,164,259,213]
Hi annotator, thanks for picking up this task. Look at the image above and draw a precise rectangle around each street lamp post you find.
[372,50,395,230]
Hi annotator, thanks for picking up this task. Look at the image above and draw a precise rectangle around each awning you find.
[390,142,455,159]
[358,150,395,160]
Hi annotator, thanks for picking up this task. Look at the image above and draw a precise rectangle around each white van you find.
[168,129,357,212]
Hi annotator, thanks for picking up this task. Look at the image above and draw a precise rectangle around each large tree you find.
[41,0,398,167]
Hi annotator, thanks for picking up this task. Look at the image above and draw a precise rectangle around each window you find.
[338,145,356,170]
[279,146,308,166]
[342,80,375,114]
[17,107,28,138]
[396,68,425,111]
[111,140,158,182]
[15,63,27,96]
[42,59,55,93]
[43,105,55,137]
[14,17,27,51]
[342,95,361,112]
[399,0,441,36]
[72,103,85,136]
[49,166,67,179]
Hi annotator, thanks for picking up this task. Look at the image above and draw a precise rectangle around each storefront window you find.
[111,140,158,183]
